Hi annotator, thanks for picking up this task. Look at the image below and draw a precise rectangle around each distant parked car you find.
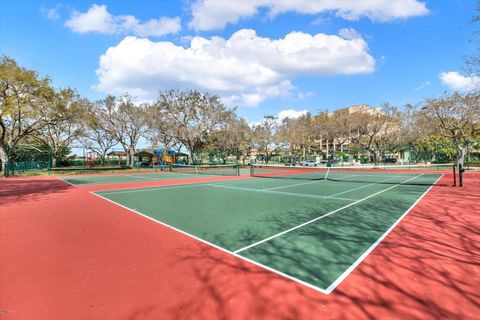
[383,158,397,163]
[300,160,319,166]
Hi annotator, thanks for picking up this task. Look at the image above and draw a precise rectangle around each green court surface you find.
[61,168,250,186]
[94,172,442,293]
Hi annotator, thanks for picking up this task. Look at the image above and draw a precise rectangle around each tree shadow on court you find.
[166,175,480,319]
[0,178,72,205]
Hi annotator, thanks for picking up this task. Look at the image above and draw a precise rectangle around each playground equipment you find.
[153,150,177,166]
[85,151,100,168]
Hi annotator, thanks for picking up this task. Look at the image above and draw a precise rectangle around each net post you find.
[48,145,52,176]
[4,144,10,177]
[453,163,456,187]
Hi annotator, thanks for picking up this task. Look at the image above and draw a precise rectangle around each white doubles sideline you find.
[233,174,424,254]
[325,174,443,293]
[207,184,356,202]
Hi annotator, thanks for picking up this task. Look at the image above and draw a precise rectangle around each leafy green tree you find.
[96,95,147,168]
[418,92,480,165]
[252,115,277,164]
[152,90,233,164]
[35,88,87,167]
[79,101,117,165]
[205,115,253,164]
[0,56,58,173]
[276,114,315,163]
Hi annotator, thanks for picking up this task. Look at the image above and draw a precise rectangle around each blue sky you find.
[1,0,478,123]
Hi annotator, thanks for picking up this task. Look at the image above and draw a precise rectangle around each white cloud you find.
[65,4,180,37]
[414,80,431,91]
[277,109,309,121]
[439,72,480,91]
[338,27,361,40]
[95,29,375,106]
[40,5,62,21]
[248,109,309,128]
[189,0,429,31]
[222,80,297,107]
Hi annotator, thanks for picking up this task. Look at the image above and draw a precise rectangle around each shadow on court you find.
[0,178,72,205]
[166,174,480,319]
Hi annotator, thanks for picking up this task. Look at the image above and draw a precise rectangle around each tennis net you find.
[170,164,240,176]
[250,164,456,186]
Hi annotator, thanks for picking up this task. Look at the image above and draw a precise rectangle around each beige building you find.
[316,104,382,159]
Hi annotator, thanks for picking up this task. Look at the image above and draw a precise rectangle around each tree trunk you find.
[101,151,107,166]
[0,145,7,173]
[188,149,194,164]
[128,146,135,168]
[52,157,57,168]
[456,146,466,166]
[120,144,130,167]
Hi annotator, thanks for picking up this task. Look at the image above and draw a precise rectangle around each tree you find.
[417,92,480,165]
[96,95,147,168]
[35,88,87,167]
[464,2,480,82]
[205,115,253,164]
[372,105,401,161]
[153,90,233,164]
[79,101,117,165]
[324,110,355,161]
[0,56,58,173]
[252,115,277,164]
[349,103,399,163]
[276,114,315,163]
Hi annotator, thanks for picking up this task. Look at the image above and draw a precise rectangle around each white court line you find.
[263,173,398,192]
[90,191,331,295]
[97,182,209,195]
[261,174,366,191]
[207,184,356,202]
[96,176,256,195]
[122,174,161,181]
[262,179,327,191]
[322,176,400,198]
[57,176,77,187]
[233,174,424,254]
[324,174,444,293]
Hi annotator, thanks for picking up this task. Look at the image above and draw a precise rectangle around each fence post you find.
[459,163,464,187]
[48,145,52,176]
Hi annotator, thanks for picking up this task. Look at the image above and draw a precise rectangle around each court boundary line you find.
[262,179,328,190]
[56,176,77,187]
[320,176,400,198]
[89,191,331,295]
[233,174,424,254]
[207,184,356,202]
[57,171,246,187]
[96,180,234,195]
[122,174,163,181]
[324,174,444,293]
[88,172,446,295]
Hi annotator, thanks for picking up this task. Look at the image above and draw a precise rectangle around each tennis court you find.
[61,164,246,186]
[93,164,451,293]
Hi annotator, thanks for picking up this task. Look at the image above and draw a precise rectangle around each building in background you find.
[316,104,382,161]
